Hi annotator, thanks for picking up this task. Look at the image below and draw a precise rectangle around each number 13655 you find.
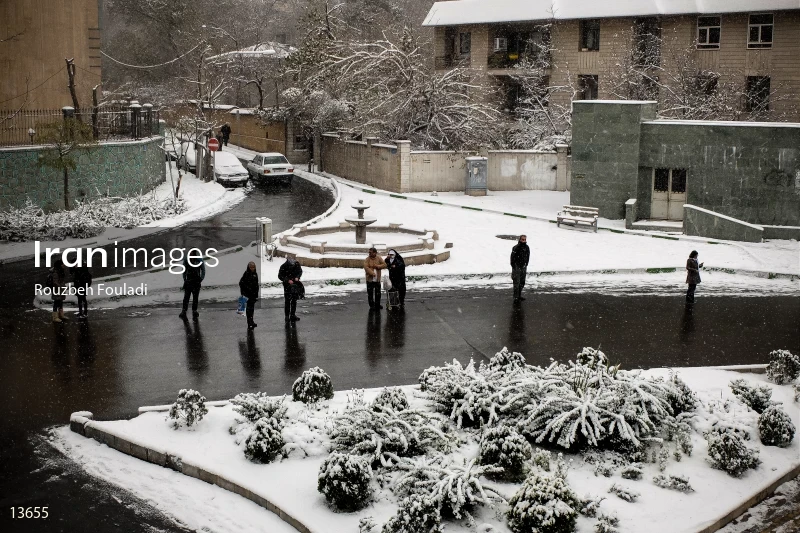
[11,507,48,519]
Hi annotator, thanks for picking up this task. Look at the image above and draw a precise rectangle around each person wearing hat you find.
[385,248,406,308]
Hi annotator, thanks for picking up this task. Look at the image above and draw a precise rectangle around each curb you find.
[69,411,316,533]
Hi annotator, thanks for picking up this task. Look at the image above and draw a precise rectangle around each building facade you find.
[0,0,101,110]
[424,0,800,121]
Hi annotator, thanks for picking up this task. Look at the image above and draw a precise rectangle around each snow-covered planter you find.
[478,424,532,482]
[608,483,639,502]
[705,427,761,477]
[372,387,410,413]
[766,349,800,385]
[381,494,442,533]
[293,367,334,404]
[729,379,773,414]
[652,474,694,493]
[244,417,285,463]
[168,389,208,428]
[231,392,287,423]
[317,452,373,511]
[758,406,796,447]
[506,472,580,533]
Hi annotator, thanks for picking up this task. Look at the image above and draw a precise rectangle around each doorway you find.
[651,168,687,220]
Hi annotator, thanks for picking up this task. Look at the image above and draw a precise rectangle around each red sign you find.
[208,138,220,152]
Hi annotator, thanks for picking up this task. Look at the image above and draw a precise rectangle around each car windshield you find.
[263,156,288,165]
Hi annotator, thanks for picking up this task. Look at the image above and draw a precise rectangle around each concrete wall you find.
[409,152,466,192]
[488,151,558,190]
[321,134,403,192]
[0,136,165,211]
[683,204,764,243]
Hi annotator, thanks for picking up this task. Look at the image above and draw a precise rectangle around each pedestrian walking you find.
[179,255,205,319]
[71,261,92,319]
[239,261,259,329]
[685,250,703,305]
[278,255,303,323]
[215,130,224,151]
[510,234,530,302]
[221,123,231,146]
[48,258,68,323]
[364,247,384,310]
[385,248,406,308]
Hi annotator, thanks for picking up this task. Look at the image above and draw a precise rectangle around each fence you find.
[0,104,161,147]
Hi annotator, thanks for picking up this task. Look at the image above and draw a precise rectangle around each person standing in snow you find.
[385,248,406,308]
[278,255,303,323]
[215,129,224,151]
[510,235,530,302]
[685,250,703,305]
[221,123,231,147]
[239,261,259,329]
[364,247,384,310]
[179,255,205,319]
[49,258,68,323]
[72,260,92,319]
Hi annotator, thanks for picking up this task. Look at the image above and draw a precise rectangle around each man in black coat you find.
[220,123,231,146]
[179,255,205,319]
[510,235,530,302]
[239,261,259,329]
[278,255,303,323]
[385,248,406,308]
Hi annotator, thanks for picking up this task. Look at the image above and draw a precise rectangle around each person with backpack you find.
[72,262,92,319]
[278,255,303,323]
[179,254,206,319]
[48,258,68,323]
[239,261,259,329]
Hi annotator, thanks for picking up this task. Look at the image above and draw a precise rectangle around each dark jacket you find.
[239,269,259,300]
[72,266,92,288]
[278,260,303,286]
[686,258,701,284]
[220,124,231,139]
[49,266,67,301]
[510,240,530,268]
[183,256,206,285]
[385,249,406,287]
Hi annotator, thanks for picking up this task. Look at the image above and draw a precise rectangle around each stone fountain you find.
[344,199,377,244]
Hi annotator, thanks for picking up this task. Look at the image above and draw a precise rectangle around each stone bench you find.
[557,205,599,233]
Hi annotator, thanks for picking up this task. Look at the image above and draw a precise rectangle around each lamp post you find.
[28,128,35,144]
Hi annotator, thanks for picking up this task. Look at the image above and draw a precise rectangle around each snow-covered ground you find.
[53,367,799,533]
[0,162,246,263]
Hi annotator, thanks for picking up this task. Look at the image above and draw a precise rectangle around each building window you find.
[294,135,308,150]
[580,19,600,51]
[745,76,770,112]
[697,16,721,49]
[577,75,599,100]
[634,17,661,66]
[748,14,773,48]
[459,32,471,55]
[493,37,508,52]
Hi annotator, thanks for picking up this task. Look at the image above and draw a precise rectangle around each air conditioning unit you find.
[494,37,508,52]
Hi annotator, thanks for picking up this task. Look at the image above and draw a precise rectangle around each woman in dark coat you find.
[239,261,259,329]
[72,263,92,318]
[50,259,68,323]
[685,250,703,304]
[385,248,407,308]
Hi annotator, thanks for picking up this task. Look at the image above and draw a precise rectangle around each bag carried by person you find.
[237,295,247,315]
[382,273,392,291]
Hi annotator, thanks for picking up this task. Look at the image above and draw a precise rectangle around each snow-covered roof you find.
[422,0,800,26]
[208,42,296,61]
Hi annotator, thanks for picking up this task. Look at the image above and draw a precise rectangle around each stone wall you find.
[683,204,764,243]
[0,136,165,211]
[320,134,404,192]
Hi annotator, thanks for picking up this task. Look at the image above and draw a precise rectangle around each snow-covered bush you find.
[578,495,604,518]
[292,366,334,404]
[620,465,643,480]
[758,406,796,447]
[794,380,800,403]
[330,406,450,467]
[231,393,287,423]
[657,447,670,472]
[372,387,410,413]
[317,452,372,511]
[729,379,773,414]
[532,449,552,471]
[652,474,694,493]
[168,389,208,428]
[766,350,800,385]
[595,513,620,533]
[608,484,639,502]
[381,494,442,533]
[478,424,532,482]
[667,372,697,415]
[419,359,499,428]
[705,427,761,477]
[576,347,615,372]
[244,417,285,463]
[486,347,527,372]
[507,472,580,533]
[594,463,613,478]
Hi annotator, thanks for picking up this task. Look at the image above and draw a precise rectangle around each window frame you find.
[747,13,773,49]
[459,32,472,56]
[579,19,601,51]
[696,15,721,49]
[493,36,508,52]
[577,74,599,100]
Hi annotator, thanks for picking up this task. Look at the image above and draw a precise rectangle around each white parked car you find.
[246,152,294,185]
[176,141,197,173]
[212,151,249,187]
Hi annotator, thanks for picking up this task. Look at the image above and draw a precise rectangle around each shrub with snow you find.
[578,495,604,518]
[231,392,287,423]
[794,380,800,403]
[652,474,694,493]
[608,483,639,502]
[292,366,334,404]
[419,359,499,428]
[532,449,552,472]
[486,347,527,372]
[620,465,643,480]
[729,379,773,414]
[168,389,208,428]
[667,372,697,415]
[381,494,442,533]
[478,424,532,482]
[705,427,761,477]
[766,349,800,385]
[317,452,372,511]
[506,472,580,533]
[758,406,796,447]
[244,417,285,463]
[595,513,620,533]
[372,387,410,413]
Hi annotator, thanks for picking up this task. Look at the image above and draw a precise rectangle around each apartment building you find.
[423,0,800,121]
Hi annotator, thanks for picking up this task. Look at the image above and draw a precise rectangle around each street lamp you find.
[28,128,35,144]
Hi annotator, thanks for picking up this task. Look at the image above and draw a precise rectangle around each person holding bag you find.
[385,248,406,309]
[239,261,259,329]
